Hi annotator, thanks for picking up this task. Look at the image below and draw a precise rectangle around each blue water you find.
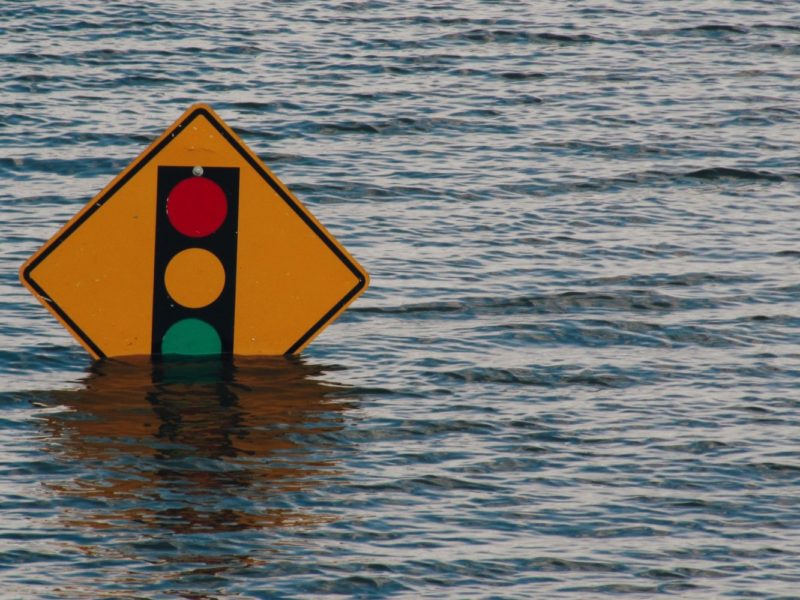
[2,1,800,597]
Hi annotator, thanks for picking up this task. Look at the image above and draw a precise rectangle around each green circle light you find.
[161,318,222,356]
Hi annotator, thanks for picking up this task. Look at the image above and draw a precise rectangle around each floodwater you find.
[2,1,800,598]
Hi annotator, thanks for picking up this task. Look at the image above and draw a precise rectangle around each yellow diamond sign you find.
[19,104,369,359]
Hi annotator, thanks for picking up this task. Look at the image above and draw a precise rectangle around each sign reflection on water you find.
[39,357,354,534]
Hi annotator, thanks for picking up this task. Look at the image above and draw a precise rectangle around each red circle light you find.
[166,176,227,237]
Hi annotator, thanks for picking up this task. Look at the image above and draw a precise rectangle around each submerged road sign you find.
[20,104,369,359]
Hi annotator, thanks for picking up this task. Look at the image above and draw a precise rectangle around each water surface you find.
[2,1,800,597]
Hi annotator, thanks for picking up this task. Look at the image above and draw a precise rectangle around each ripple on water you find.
[1,0,800,597]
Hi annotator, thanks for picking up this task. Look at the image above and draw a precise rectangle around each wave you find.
[441,29,604,44]
[500,165,790,198]
[684,167,784,181]
[355,289,718,317]
[438,365,641,389]
[646,24,749,36]
[0,156,125,178]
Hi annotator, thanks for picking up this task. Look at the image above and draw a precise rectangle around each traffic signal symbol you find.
[152,166,240,357]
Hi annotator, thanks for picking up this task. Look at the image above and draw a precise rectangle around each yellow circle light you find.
[164,248,225,308]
